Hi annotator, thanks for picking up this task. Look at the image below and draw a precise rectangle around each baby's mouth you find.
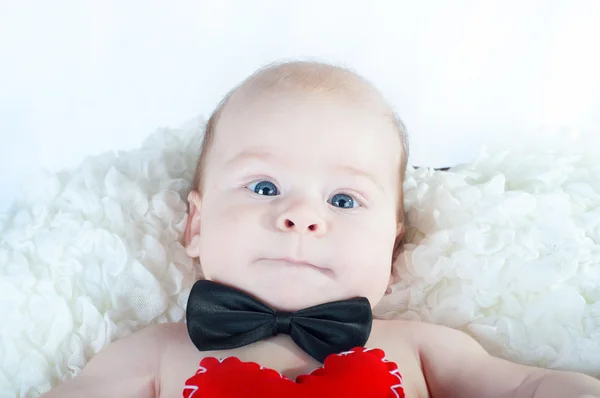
[277,257,317,267]
[258,257,333,275]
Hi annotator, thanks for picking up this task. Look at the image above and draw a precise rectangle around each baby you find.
[41,61,600,397]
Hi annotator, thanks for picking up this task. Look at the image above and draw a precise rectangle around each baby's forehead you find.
[220,86,393,146]
[214,66,401,164]
[219,88,397,147]
[212,93,401,183]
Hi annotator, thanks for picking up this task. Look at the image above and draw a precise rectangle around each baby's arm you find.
[411,321,600,398]
[40,323,168,398]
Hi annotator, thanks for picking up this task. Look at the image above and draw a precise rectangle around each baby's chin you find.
[241,276,347,312]
[207,264,377,311]
[251,281,384,313]
[260,290,338,312]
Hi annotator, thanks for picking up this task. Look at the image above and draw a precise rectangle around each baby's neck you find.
[237,334,322,379]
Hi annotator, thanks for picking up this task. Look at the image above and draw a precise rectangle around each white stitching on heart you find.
[183,347,405,397]
[308,348,405,397]
[389,368,404,398]
[182,384,199,397]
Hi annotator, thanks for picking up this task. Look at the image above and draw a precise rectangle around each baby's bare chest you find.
[155,322,428,398]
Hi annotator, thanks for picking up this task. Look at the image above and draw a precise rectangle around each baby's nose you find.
[276,209,327,236]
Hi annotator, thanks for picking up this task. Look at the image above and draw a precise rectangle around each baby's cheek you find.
[337,221,395,287]
[205,201,258,232]
[207,204,266,248]
[340,218,395,256]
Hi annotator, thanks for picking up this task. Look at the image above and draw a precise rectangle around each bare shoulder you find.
[370,319,435,377]
[372,318,448,354]
[39,323,180,398]
[379,318,483,352]
[372,318,490,397]
[155,322,212,398]
[151,321,198,365]
[385,320,538,398]
[370,319,432,398]
[154,321,199,359]
[151,321,190,341]
[83,322,172,373]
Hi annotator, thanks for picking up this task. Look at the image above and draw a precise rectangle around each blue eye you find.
[247,180,279,196]
[329,193,359,209]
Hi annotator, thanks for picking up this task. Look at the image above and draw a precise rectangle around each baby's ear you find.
[396,222,406,241]
[391,222,406,263]
[184,190,203,258]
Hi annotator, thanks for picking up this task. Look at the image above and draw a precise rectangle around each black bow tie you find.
[185,279,373,363]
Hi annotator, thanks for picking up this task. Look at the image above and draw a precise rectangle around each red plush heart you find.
[183,347,405,398]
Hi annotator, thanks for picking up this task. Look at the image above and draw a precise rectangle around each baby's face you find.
[187,89,403,311]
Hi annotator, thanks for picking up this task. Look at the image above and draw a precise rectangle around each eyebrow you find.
[223,150,279,168]
[332,165,384,192]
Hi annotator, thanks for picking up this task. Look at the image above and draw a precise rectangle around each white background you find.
[1,0,600,212]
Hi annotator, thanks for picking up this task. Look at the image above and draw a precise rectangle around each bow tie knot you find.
[275,311,292,335]
[186,280,373,363]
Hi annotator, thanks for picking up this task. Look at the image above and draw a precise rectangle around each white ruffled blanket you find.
[1,121,599,397]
